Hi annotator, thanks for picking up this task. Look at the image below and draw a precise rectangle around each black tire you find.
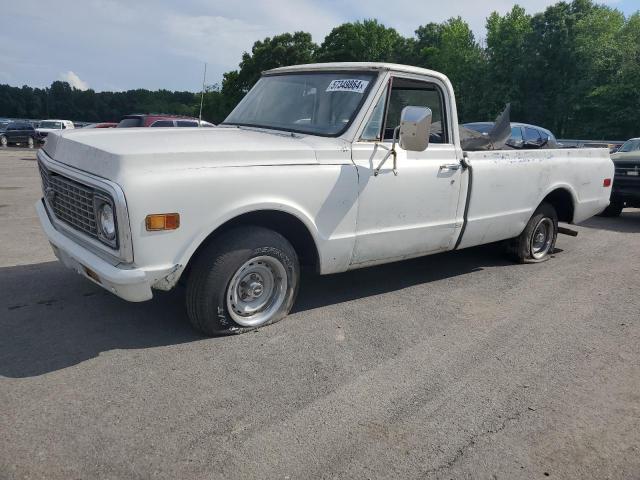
[27,136,35,149]
[0,135,6,147]
[185,226,300,336]
[598,201,623,217]
[506,202,558,263]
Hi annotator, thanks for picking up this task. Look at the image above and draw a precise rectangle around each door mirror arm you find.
[373,105,432,177]
[373,126,400,177]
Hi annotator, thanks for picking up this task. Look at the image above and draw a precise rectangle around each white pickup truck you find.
[36,62,613,335]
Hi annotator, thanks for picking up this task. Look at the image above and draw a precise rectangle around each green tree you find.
[411,18,487,121]
[315,19,403,62]
[222,32,317,104]
[573,8,636,138]
[485,6,533,119]
[602,12,640,139]
[201,83,237,124]
[519,0,601,136]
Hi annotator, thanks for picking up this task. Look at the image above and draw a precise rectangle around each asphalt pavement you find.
[1,148,638,479]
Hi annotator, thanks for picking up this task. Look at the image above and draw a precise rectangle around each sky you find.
[0,0,636,92]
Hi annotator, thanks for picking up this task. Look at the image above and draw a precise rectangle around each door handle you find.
[439,163,461,171]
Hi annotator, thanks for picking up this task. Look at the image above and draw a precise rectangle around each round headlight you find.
[99,203,116,240]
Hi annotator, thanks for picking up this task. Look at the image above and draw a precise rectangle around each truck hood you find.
[611,151,640,163]
[43,126,331,181]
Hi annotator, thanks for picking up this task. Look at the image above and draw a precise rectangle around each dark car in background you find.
[600,137,640,216]
[117,114,214,128]
[0,121,38,148]
[464,122,559,149]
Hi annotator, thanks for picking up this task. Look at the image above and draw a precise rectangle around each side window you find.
[361,85,388,141]
[383,77,448,144]
[524,127,541,143]
[177,120,198,127]
[510,126,523,143]
[151,120,175,127]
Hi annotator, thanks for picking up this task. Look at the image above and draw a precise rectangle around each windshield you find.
[39,121,62,129]
[618,139,640,152]
[223,72,376,136]
[117,117,143,128]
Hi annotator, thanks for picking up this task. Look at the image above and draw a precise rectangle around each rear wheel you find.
[185,226,300,336]
[506,203,558,263]
[27,136,34,149]
[0,135,6,147]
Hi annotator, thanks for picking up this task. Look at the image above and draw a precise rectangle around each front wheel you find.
[506,203,558,263]
[185,226,300,336]
[27,136,35,149]
[0,135,7,147]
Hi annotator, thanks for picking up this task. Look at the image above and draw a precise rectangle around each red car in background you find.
[116,114,214,128]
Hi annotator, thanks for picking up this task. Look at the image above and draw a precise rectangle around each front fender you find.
[122,164,359,278]
[175,200,323,270]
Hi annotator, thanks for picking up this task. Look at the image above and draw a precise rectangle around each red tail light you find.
[603,178,611,187]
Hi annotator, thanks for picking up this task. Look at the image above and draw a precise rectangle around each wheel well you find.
[184,210,320,279]
[542,188,574,223]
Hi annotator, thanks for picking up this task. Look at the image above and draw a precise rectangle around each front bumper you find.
[37,200,176,302]
[611,183,640,203]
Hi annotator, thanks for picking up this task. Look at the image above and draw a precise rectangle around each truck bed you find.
[457,148,613,249]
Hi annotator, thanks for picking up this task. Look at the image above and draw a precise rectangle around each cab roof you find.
[264,62,450,84]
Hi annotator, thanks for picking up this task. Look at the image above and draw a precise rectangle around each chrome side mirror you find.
[399,106,432,152]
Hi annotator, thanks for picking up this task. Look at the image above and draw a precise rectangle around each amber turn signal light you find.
[145,213,180,231]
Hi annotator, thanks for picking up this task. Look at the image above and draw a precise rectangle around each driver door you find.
[350,74,463,267]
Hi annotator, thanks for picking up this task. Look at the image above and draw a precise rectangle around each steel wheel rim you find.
[530,217,554,259]
[0,137,6,146]
[226,255,287,327]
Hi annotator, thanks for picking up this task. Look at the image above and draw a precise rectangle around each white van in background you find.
[36,119,75,141]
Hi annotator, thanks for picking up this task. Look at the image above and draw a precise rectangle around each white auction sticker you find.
[326,79,369,93]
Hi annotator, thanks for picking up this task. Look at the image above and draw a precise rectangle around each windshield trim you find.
[221,70,380,138]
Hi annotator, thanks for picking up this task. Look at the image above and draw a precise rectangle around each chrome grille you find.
[615,164,640,176]
[39,162,99,238]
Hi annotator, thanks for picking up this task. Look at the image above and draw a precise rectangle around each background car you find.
[601,137,640,216]
[0,121,38,148]
[36,119,75,141]
[116,114,215,127]
[614,137,640,155]
[464,122,559,149]
[560,139,624,152]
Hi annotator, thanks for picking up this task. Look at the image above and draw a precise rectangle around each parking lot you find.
[1,147,638,479]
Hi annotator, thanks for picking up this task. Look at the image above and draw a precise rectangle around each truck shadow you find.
[578,209,640,233]
[0,245,509,378]
[294,244,509,313]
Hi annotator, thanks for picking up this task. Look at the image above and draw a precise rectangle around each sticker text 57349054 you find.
[326,79,369,94]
